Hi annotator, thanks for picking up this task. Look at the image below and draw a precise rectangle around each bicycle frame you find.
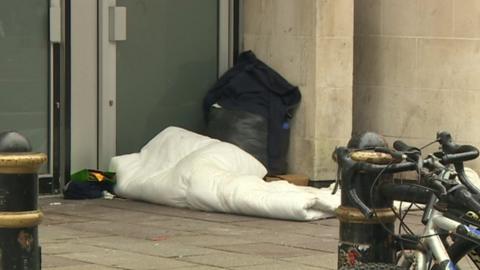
[398,207,480,270]
[393,155,480,269]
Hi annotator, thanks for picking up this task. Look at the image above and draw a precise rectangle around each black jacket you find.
[204,51,301,174]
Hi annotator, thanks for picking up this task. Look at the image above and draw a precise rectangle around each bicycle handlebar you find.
[347,186,374,218]
[393,140,420,153]
[442,151,479,164]
[436,131,480,194]
[450,186,480,214]
[336,132,480,218]
[437,132,479,163]
[335,147,417,218]
[380,182,432,204]
[393,140,423,170]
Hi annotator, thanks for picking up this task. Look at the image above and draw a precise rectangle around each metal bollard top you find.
[347,132,397,164]
[347,131,388,149]
[0,131,32,152]
[0,131,47,174]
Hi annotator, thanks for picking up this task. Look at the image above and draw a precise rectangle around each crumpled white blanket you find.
[110,127,340,221]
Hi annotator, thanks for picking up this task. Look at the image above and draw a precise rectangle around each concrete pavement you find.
[40,197,339,270]
[39,197,477,269]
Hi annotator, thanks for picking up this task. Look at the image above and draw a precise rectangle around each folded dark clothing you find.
[63,181,114,200]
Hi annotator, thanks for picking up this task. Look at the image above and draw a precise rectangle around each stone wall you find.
[243,0,354,180]
[354,0,480,170]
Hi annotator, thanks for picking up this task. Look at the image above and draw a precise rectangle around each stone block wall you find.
[314,0,354,179]
[354,0,480,170]
[243,0,354,180]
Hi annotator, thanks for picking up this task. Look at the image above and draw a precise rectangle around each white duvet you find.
[110,127,340,221]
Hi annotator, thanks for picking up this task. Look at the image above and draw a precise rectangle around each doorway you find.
[97,0,234,169]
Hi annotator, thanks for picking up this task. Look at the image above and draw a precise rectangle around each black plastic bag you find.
[204,51,301,174]
[206,107,268,167]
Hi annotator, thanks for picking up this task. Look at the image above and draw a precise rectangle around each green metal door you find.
[115,0,219,155]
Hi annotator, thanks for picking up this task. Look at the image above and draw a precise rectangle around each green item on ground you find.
[70,169,116,184]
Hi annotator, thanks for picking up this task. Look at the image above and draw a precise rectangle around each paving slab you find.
[42,241,113,256]
[278,237,339,253]
[174,267,225,270]
[42,212,92,225]
[282,253,338,269]
[45,201,174,223]
[83,198,260,223]
[232,261,322,270]
[168,234,257,247]
[310,218,340,227]
[42,255,88,268]
[75,236,218,258]
[209,242,320,258]
[58,249,195,269]
[238,230,338,252]
[231,219,337,238]
[40,224,106,243]
[178,251,276,268]
[43,265,122,270]
[139,216,265,237]
[56,220,196,240]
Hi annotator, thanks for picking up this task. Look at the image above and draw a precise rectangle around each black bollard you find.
[0,131,46,269]
[335,132,397,268]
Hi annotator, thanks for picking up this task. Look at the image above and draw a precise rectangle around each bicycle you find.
[335,131,480,269]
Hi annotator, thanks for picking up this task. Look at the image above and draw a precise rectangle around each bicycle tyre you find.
[447,238,480,269]
[340,263,406,270]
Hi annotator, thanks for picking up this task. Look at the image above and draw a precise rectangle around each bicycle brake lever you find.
[332,165,341,195]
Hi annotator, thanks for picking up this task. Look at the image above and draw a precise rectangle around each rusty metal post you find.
[335,132,397,268]
[0,131,46,269]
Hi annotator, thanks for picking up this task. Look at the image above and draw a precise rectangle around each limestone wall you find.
[243,0,354,180]
[354,0,480,170]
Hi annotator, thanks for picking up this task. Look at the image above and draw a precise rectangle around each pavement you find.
[39,197,476,270]
[40,196,340,270]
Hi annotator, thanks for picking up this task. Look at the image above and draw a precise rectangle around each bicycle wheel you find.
[340,263,406,270]
[447,238,480,269]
